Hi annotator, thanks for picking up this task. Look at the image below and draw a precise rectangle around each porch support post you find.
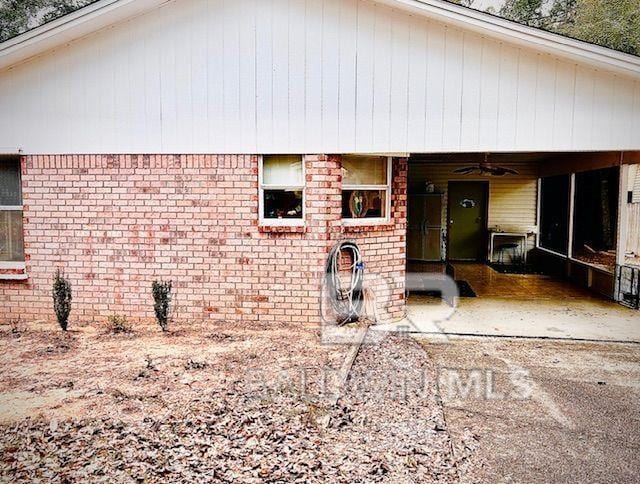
[567,173,576,259]
[616,162,630,267]
[535,177,541,249]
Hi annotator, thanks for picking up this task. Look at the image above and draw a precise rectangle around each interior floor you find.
[379,263,640,342]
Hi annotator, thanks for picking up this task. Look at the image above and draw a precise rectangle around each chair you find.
[496,243,521,265]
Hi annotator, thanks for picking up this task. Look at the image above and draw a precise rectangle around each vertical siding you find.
[0,0,638,154]
[626,204,640,262]
[409,161,539,257]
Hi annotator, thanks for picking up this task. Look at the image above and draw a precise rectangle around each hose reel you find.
[324,241,365,325]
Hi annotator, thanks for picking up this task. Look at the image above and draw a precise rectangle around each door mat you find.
[410,279,476,298]
[455,280,477,298]
[489,263,543,275]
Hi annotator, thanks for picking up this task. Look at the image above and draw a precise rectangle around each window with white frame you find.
[259,155,305,225]
[0,159,24,262]
[342,155,391,223]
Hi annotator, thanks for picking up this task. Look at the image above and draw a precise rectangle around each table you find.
[488,231,531,264]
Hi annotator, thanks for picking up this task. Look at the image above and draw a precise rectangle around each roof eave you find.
[379,0,640,78]
[0,0,169,72]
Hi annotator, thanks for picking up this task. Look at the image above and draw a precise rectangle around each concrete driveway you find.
[389,294,640,342]
[377,264,640,342]
[419,337,640,482]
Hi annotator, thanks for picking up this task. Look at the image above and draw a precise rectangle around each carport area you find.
[378,263,640,342]
[385,151,640,343]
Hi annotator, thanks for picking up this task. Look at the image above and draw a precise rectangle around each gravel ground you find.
[422,337,640,483]
[0,323,477,482]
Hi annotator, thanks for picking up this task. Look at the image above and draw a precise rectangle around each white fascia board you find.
[0,148,22,155]
[0,0,170,71]
[377,0,640,78]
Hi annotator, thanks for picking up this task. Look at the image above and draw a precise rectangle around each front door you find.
[447,181,488,261]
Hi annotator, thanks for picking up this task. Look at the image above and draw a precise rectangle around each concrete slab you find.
[376,264,640,342]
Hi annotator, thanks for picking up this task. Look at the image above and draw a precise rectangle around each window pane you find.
[539,175,570,255]
[262,155,303,186]
[342,156,387,186]
[0,159,21,205]
[342,189,387,219]
[263,189,303,219]
[572,167,619,270]
[0,211,24,261]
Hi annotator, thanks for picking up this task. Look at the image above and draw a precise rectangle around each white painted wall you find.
[0,0,639,154]
[409,160,539,259]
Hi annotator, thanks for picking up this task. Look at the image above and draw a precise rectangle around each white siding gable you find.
[0,0,639,154]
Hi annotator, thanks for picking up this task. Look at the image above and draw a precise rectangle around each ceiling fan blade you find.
[453,166,476,174]
[484,165,519,176]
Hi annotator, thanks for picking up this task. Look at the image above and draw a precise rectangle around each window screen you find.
[572,167,619,270]
[0,211,24,261]
[0,159,24,262]
[342,156,388,186]
[260,155,304,221]
[262,155,303,186]
[342,156,390,220]
[0,162,21,206]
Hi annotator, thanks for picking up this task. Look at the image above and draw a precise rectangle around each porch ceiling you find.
[409,152,556,165]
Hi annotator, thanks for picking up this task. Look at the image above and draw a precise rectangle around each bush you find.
[52,270,72,331]
[107,314,131,334]
[152,280,172,332]
[9,318,25,338]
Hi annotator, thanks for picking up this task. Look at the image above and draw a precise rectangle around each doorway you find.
[447,181,488,261]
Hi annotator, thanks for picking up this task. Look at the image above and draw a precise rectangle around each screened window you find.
[572,167,619,270]
[342,156,391,222]
[259,155,304,225]
[0,159,24,262]
[539,175,570,255]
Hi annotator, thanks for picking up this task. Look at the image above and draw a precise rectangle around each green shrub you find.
[152,280,172,332]
[52,270,72,331]
[10,318,25,338]
[107,314,131,334]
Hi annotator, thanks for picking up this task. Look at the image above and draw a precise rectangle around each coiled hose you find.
[324,241,365,325]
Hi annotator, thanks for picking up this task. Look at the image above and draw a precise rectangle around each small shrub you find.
[10,318,25,338]
[52,270,72,331]
[136,355,157,379]
[107,314,131,334]
[152,280,172,332]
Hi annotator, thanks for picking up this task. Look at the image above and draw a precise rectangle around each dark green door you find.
[447,181,488,261]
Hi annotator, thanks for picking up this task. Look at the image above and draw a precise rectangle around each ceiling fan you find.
[453,154,519,177]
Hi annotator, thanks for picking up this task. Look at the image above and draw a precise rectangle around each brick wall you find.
[0,155,406,325]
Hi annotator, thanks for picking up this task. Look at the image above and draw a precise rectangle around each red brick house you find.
[1,0,639,324]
